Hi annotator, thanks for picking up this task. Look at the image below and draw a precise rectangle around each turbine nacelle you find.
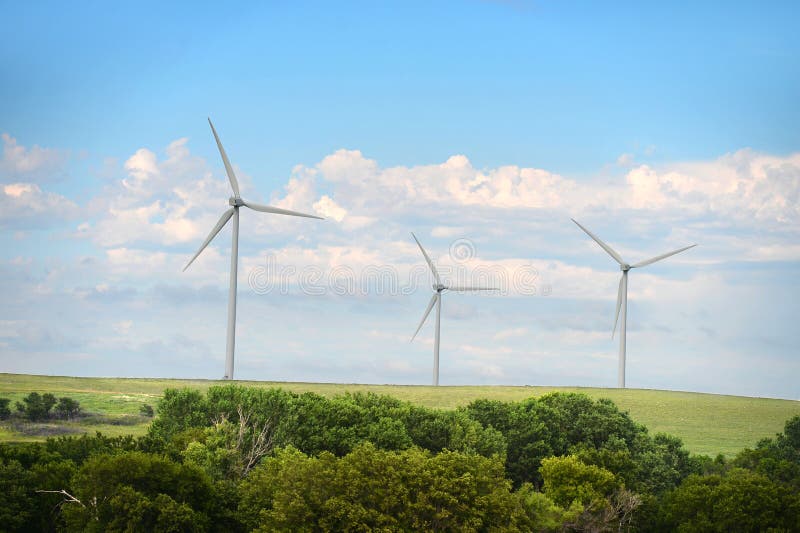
[229,197,245,207]
[620,264,631,272]
[434,283,447,292]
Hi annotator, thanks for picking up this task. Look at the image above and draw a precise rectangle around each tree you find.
[16,392,57,421]
[147,388,209,441]
[239,444,529,531]
[783,415,800,450]
[54,397,81,420]
[733,414,800,490]
[0,460,35,531]
[62,451,219,531]
[540,455,620,509]
[516,484,581,532]
[139,404,154,417]
[0,398,11,420]
[659,468,800,532]
[183,405,278,480]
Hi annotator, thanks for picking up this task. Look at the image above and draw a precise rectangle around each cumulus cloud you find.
[0,134,77,229]
[305,150,581,213]
[0,133,69,182]
[0,182,79,229]
[284,146,800,238]
[3,131,799,396]
[79,138,228,247]
[624,150,800,226]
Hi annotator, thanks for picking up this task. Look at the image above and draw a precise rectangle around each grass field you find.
[1,373,798,457]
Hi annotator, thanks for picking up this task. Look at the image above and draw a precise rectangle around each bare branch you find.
[36,489,86,508]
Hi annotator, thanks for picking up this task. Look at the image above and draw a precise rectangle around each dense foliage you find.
[0,385,797,531]
[3,392,83,422]
[0,397,11,419]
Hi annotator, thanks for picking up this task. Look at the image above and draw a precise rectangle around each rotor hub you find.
[229,197,244,207]
[620,264,631,272]
[434,284,446,292]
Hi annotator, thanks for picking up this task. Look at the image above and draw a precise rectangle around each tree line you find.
[0,393,82,422]
[0,386,798,531]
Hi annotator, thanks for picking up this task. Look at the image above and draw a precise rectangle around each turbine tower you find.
[184,119,323,380]
[571,219,696,388]
[410,233,497,386]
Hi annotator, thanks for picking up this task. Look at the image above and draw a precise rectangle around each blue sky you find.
[1,1,799,399]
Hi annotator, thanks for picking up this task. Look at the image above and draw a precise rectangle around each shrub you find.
[54,397,81,420]
[16,392,57,421]
[0,398,11,420]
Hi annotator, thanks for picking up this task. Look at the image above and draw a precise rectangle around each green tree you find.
[183,405,279,480]
[43,432,141,465]
[783,415,800,449]
[54,396,81,419]
[148,388,209,441]
[62,451,220,532]
[733,414,800,490]
[465,392,696,494]
[16,392,57,421]
[139,403,154,417]
[659,468,800,532]
[239,443,529,531]
[0,459,35,531]
[465,398,554,487]
[540,455,621,508]
[0,398,11,419]
[516,484,581,532]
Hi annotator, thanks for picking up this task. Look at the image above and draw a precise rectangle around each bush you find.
[62,451,219,531]
[659,468,800,531]
[16,392,57,421]
[540,455,620,508]
[139,404,155,417]
[0,398,11,420]
[239,443,528,531]
[54,397,81,420]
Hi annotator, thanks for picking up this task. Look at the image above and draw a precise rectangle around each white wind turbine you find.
[184,119,323,380]
[572,219,696,388]
[410,233,497,386]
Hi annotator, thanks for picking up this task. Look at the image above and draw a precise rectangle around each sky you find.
[1,1,798,399]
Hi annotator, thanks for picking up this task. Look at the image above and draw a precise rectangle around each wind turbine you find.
[571,219,696,388]
[183,119,323,380]
[410,233,497,386]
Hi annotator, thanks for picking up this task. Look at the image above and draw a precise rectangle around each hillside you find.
[1,373,798,457]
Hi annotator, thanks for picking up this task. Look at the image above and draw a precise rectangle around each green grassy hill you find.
[1,373,797,457]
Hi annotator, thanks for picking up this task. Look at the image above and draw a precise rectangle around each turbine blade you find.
[411,232,441,285]
[208,118,241,198]
[572,218,625,266]
[612,274,624,339]
[447,286,499,292]
[411,293,439,342]
[243,200,323,220]
[183,208,235,271]
[631,244,697,268]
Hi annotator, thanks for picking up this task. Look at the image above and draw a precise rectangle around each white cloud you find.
[617,153,635,167]
[3,132,799,397]
[0,181,79,229]
[623,150,800,225]
[80,138,225,247]
[122,148,160,193]
[431,226,465,238]
[0,133,69,182]
[313,195,346,221]
[493,327,529,340]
